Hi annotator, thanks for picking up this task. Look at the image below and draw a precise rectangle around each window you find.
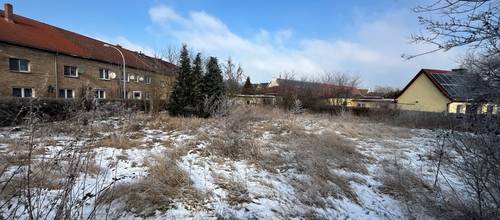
[122,73,129,82]
[9,58,30,72]
[99,68,110,80]
[59,89,74,99]
[12,87,33,98]
[95,89,106,99]
[145,76,152,84]
[144,92,151,100]
[132,91,142,100]
[64,66,78,77]
[487,105,494,114]
[456,105,464,114]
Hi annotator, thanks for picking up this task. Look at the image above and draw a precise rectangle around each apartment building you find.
[0,3,176,100]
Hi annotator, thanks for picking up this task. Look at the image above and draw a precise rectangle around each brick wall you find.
[0,42,175,100]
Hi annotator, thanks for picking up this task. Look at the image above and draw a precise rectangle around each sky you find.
[5,0,465,89]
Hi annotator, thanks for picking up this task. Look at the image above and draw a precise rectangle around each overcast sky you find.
[8,0,465,89]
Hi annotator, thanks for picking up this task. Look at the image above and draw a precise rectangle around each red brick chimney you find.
[4,3,13,22]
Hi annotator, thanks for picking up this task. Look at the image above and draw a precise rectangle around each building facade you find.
[0,4,175,100]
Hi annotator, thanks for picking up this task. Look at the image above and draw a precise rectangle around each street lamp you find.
[103,43,127,99]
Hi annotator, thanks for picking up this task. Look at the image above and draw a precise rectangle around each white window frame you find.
[132,91,142,100]
[99,68,110,80]
[9,58,30,73]
[64,65,79,77]
[13,87,34,98]
[95,89,106,99]
[145,76,152,84]
[59,89,75,99]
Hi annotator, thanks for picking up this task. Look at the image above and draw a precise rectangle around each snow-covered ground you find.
[0,113,458,219]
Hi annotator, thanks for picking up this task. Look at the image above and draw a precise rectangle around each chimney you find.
[4,3,13,22]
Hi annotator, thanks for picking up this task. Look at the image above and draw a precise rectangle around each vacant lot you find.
[0,107,472,219]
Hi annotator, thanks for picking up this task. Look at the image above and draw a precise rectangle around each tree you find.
[241,76,255,95]
[201,57,225,117]
[224,58,244,97]
[191,53,204,114]
[406,0,500,59]
[371,86,401,98]
[167,45,192,116]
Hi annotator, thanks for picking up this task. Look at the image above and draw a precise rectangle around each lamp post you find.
[103,43,127,99]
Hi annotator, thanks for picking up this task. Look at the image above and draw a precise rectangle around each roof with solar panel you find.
[399,68,494,102]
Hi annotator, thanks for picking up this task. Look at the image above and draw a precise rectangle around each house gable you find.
[397,71,451,113]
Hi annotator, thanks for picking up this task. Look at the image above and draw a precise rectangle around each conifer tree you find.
[201,56,225,117]
[167,45,191,116]
[190,53,204,115]
[242,76,255,94]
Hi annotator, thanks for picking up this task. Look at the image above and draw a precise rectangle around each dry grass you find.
[334,121,413,140]
[378,160,431,202]
[143,113,209,133]
[97,134,141,149]
[101,155,202,216]
[214,175,251,206]
[272,128,369,207]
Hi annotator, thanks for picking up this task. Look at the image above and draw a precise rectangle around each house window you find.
[121,73,129,82]
[95,89,106,99]
[145,76,152,84]
[487,105,494,114]
[59,89,74,99]
[64,66,78,77]
[145,92,151,100]
[132,91,142,100]
[9,58,30,72]
[456,105,464,114]
[12,87,33,98]
[99,68,110,80]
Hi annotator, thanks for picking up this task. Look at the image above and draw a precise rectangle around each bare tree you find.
[371,86,401,98]
[223,58,245,97]
[405,0,500,59]
[462,53,500,88]
[162,44,180,64]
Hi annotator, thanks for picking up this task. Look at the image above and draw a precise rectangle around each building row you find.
[0,4,175,101]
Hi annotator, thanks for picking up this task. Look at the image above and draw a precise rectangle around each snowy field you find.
[0,108,467,219]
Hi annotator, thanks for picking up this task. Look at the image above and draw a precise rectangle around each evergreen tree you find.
[167,45,191,116]
[201,56,225,117]
[242,76,255,94]
[190,53,204,115]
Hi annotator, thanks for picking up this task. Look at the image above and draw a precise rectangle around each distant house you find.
[266,78,362,98]
[396,68,498,114]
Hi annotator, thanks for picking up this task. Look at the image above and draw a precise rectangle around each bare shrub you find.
[434,124,500,219]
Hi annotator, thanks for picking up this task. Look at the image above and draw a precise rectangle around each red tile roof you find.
[0,8,176,74]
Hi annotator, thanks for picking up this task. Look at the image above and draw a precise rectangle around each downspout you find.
[54,52,58,98]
